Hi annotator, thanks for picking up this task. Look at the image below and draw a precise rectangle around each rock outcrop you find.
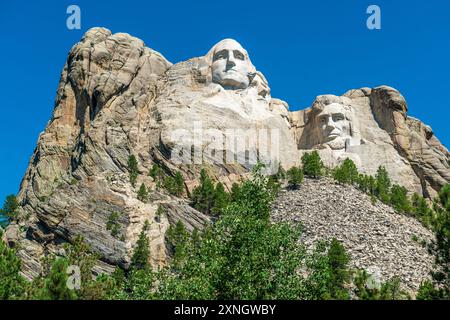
[290,86,450,197]
[5,27,450,282]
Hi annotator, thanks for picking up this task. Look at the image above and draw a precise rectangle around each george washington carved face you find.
[208,39,255,90]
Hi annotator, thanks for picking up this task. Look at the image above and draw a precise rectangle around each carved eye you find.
[333,114,345,121]
[213,50,227,61]
[234,50,245,60]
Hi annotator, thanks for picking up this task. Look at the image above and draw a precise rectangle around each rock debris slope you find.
[272,178,435,293]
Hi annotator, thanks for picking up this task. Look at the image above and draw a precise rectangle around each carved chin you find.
[213,72,249,89]
[218,78,248,89]
[324,137,346,150]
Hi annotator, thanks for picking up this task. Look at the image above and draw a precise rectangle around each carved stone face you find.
[315,103,352,147]
[210,39,252,90]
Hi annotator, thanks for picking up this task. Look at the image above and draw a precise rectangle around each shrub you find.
[127,155,139,187]
[62,236,110,300]
[163,172,184,196]
[301,151,324,179]
[267,175,282,196]
[155,205,166,222]
[106,211,122,238]
[433,184,450,296]
[275,163,287,181]
[333,158,359,185]
[137,183,149,202]
[353,271,408,300]
[390,184,411,213]
[149,163,165,189]
[287,167,304,190]
[174,172,185,196]
[417,281,444,300]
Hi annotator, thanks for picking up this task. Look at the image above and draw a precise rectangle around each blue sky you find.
[0,0,449,202]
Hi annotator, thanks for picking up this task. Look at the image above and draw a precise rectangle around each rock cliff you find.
[6,27,450,281]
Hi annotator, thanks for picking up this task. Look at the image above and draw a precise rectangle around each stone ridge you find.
[5,27,449,282]
[271,178,435,294]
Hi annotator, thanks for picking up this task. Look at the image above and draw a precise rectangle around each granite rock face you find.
[369,86,450,198]
[290,86,450,197]
[11,28,210,278]
[5,28,450,281]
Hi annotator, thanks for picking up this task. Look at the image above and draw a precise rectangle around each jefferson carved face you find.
[210,39,253,90]
[315,103,352,146]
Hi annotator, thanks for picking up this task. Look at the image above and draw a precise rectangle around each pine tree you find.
[191,169,216,215]
[333,158,359,185]
[287,167,304,189]
[417,281,442,300]
[353,271,407,300]
[434,184,450,296]
[163,171,184,196]
[0,231,26,299]
[127,155,139,187]
[327,238,350,299]
[390,184,411,213]
[131,222,150,270]
[416,184,450,300]
[301,151,324,179]
[163,176,175,195]
[62,235,110,300]
[375,166,391,203]
[166,221,190,268]
[156,166,344,300]
[0,195,19,220]
[356,174,368,193]
[368,175,377,195]
[411,193,432,226]
[267,175,282,196]
[174,171,185,196]
[149,163,164,189]
[211,182,230,216]
[155,205,166,223]
[276,163,287,181]
[41,258,78,300]
[230,183,241,202]
[137,183,149,202]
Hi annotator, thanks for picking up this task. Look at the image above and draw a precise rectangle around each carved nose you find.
[226,57,236,68]
[226,51,236,68]
[326,118,335,128]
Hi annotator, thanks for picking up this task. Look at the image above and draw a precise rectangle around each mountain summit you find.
[4,27,449,281]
